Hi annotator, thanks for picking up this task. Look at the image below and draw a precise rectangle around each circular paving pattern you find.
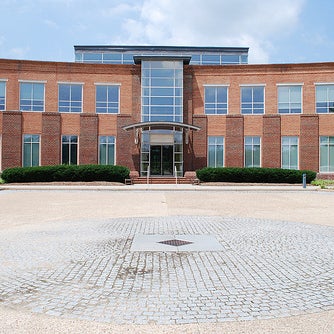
[0,216,334,325]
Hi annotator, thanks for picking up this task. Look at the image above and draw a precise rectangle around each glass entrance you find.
[150,145,173,176]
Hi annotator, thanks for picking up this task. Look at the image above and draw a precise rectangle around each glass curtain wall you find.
[140,60,183,176]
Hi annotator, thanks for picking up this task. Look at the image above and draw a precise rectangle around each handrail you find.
[147,164,150,185]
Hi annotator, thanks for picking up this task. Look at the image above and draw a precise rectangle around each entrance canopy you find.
[122,121,201,132]
[123,121,201,147]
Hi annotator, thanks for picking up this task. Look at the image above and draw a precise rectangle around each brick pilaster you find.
[1,111,22,169]
[79,114,98,165]
[262,115,281,168]
[300,115,319,171]
[192,115,208,170]
[41,113,61,166]
[225,115,244,167]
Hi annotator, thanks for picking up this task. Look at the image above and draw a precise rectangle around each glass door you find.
[150,145,174,176]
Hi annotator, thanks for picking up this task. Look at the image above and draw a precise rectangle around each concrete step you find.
[132,177,192,185]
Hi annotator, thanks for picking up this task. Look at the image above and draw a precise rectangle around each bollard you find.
[302,173,306,189]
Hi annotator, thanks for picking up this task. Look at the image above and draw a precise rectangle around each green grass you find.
[311,179,334,189]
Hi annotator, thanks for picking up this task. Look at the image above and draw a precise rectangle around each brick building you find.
[0,45,334,180]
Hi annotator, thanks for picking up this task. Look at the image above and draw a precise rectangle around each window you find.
[244,136,261,167]
[316,85,334,113]
[62,135,78,165]
[205,86,228,114]
[241,86,264,114]
[23,135,40,167]
[99,136,115,165]
[141,60,183,122]
[96,85,119,114]
[278,85,302,114]
[58,84,82,113]
[20,82,44,111]
[320,136,334,172]
[282,136,298,170]
[208,136,224,167]
[0,81,5,111]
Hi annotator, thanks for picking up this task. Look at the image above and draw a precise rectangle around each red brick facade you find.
[1,58,334,176]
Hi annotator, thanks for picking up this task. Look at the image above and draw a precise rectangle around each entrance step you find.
[131,177,192,185]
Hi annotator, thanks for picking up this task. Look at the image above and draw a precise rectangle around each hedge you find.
[196,167,317,184]
[1,164,130,183]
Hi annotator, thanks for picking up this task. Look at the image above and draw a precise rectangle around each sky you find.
[0,0,334,64]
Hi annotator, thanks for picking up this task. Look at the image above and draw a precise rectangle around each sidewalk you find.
[0,182,319,192]
[0,185,333,334]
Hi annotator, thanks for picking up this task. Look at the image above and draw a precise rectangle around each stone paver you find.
[1,214,333,325]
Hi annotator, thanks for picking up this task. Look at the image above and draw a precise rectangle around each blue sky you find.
[0,0,333,64]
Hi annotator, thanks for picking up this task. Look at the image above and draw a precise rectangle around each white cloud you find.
[122,0,305,63]
[9,46,31,59]
[102,3,140,17]
[43,19,59,29]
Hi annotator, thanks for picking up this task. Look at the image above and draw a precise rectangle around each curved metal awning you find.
[122,121,201,131]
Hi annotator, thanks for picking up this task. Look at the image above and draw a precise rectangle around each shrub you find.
[196,167,317,184]
[1,165,130,183]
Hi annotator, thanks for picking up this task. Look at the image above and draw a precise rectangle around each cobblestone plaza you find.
[0,186,333,333]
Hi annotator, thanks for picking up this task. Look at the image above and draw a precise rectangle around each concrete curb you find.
[0,184,320,192]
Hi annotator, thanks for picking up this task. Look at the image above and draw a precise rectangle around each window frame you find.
[61,135,78,165]
[240,84,265,115]
[19,80,46,112]
[277,84,303,114]
[99,136,116,165]
[95,83,120,114]
[207,136,224,167]
[0,79,7,111]
[281,136,299,170]
[58,82,83,113]
[22,134,40,167]
[204,85,229,115]
[244,136,261,167]
[141,60,183,123]
[315,83,334,114]
[320,136,334,172]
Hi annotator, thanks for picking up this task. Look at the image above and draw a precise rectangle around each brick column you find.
[117,114,138,170]
[192,115,207,170]
[183,67,194,172]
[79,114,98,165]
[225,115,244,167]
[1,111,22,169]
[183,67,193,125]
[300,115,319,171]
[41,113,61,166]
[262,115,281,168]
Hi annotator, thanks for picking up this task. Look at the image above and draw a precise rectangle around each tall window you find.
[241,86,264,114]
[205,86,228,114]
[0,81,5,111]
[244,136,261,167]
[99,136,115,165]
[141,60,183,122]
[20,82,44,111]
[96,85,119,114]
[208,136,224,167]
[23,135,40,167]
[62,135,78,165]
[58,84,82,113]
[320,136,334,172]
[316,84,334,113]
[278,85,302,114]
[282,136,298,170]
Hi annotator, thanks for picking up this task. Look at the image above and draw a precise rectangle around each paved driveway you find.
[0,187,333,333]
